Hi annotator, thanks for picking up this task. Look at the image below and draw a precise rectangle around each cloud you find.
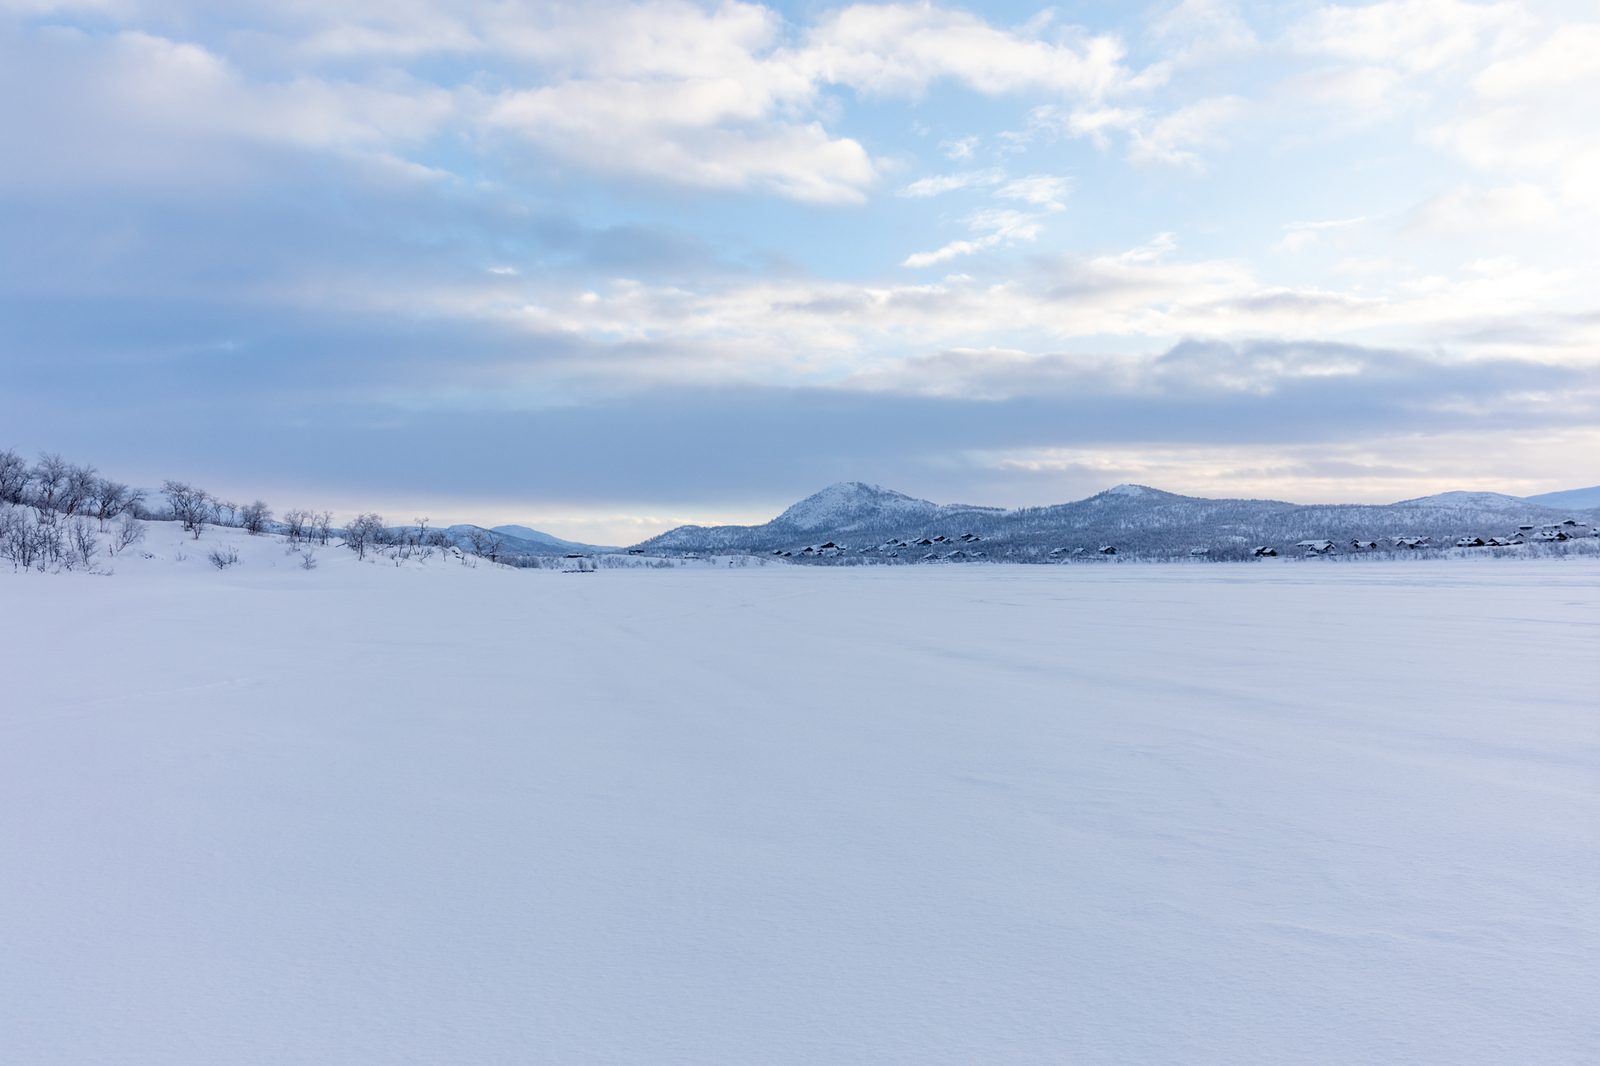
[1278,216,1367,252]
[995,175,1070,209]
[896,169,1004,198]
[1290,0,1526,73]
[1403,184,1560,234]
[940,136,978,161]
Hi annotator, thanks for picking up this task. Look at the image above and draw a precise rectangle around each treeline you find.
[2,448,543,573]
[0,450,150,570]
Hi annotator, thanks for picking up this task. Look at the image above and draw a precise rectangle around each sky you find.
[2,0,1598,542]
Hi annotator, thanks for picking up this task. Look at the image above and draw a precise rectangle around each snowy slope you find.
[1522,484,1600,509]
[1394,490,1532,510]
[2,544,1596,1065]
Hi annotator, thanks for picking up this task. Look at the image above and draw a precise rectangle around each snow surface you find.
[3,523,1597,1065]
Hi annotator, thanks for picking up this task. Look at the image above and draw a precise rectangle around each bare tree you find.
[282,509,310,544]
[343,512,385,560]
[111,515,146,554]
[313,511,333,545]
[67,517,99,569]
[212,499,239,526]
[163,480,212,537]
[32,453,69,513]
[240,500,273,535]
[0,449,31,504]
[461,527,506,562]
[60,463,98,516]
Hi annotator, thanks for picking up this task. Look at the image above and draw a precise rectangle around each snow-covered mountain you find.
[488,525,618,553]
[1521,485,1600,510]
[1394,491,1532,511]
[629,482,1599,559]
[635,482,1005,552]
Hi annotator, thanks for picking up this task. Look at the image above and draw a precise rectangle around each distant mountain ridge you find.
[629,481,1599,559]
[487,525,618,553]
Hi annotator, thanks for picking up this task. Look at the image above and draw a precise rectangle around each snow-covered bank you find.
[2,555,1595,1065]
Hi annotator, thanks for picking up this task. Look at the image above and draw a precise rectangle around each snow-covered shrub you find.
[163,481,212,538]
[111,516,145,554]
[239,500,273,535]
[343,513,385,560]
[207,545,239,569]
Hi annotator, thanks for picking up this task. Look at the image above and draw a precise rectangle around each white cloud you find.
[801,2,1133,99]
[1278,216,1367,252]
[995,175,1070,209]
[897,169,1004,198]
[1404,184,1560,234]
[1291,0,1526,73]
[940,136,978,160]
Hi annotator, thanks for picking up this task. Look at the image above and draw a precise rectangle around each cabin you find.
[1189,548,1208,556]
[1488,537,1515,546]
[1351,540,1379,549]
[1252,546,1277,557]
[1098,545,1116,554]
[1455,537,1485,547]
[628,549,646,555]
[1296,540,1335,553]
[946,550,967,559]
[1393,536,1431,549]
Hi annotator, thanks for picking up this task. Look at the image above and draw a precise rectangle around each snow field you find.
[2,524,1596,1065]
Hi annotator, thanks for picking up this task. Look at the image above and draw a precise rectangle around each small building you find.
[1455,537,1485,547]
[1098,545,1116,554]
[1351,540,1379,549]
[1252,546,1277,557]
[1296,540,1335,553]
[1189,548,1209,556]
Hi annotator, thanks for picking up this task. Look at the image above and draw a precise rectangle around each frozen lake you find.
[3,531,1596,1065]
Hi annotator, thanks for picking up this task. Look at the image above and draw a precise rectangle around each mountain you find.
[488,525,618,553]
[1394,491,1531,511]
[634,482,1004,553]
[627,482,1599,560]
[1521,485,1600,510]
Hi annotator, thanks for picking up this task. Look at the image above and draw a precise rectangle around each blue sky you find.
[2,0,1597,541]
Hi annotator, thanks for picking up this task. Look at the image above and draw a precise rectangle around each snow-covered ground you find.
[3,523,1596,1065]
